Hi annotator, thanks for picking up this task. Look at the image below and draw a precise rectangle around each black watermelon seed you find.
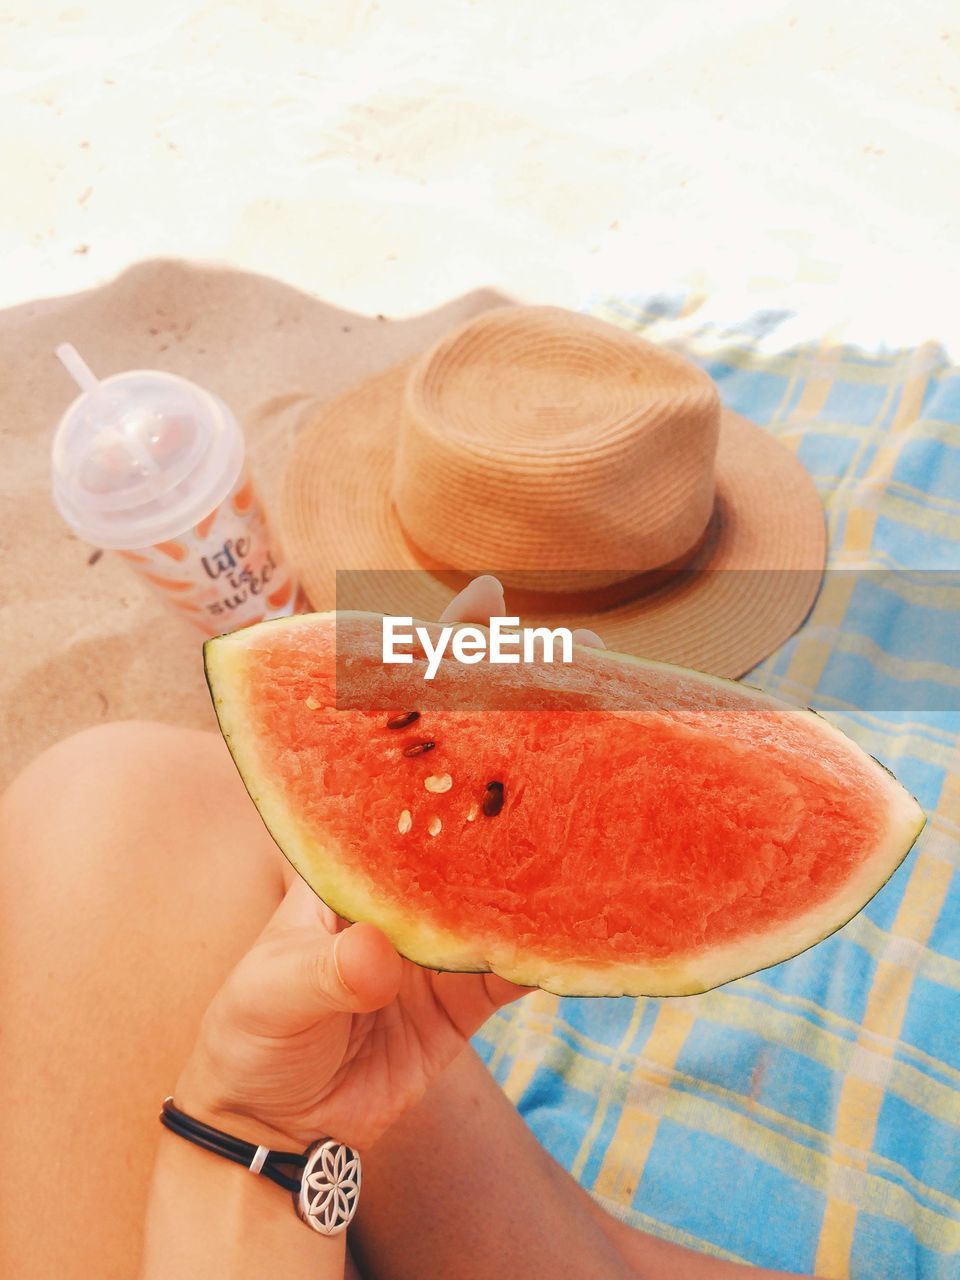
[387,710,420,730]
[402,740,436,757]
[482,781,505,816]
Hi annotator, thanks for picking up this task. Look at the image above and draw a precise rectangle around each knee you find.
[0,721,234,894]
[3,720,219,816]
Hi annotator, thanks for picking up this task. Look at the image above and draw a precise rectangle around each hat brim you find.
[282,359,825,678]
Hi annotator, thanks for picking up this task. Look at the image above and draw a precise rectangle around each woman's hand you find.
[176,576,604,1154]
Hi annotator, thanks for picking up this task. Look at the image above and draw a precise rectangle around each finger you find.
[333,922,404,1008]
[572,627,606,649]
[268,875,330,926]
[439,574,505,625]
[268,874,329,929]
[267,873,346,935]
[318,902,344,933]
[482,973,538,1008]
[431,969,534,1039]
[236,919,403,1034]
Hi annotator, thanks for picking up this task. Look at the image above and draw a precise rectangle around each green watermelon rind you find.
[204,612,926,999]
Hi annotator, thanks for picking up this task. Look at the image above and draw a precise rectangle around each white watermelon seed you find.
[305,695,320,710]
[427,816,442,837]
[424,773,453,794]
[466,803,479,822]
[398,809,412,835]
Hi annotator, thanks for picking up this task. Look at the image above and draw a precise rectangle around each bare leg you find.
[0,723,291,1278]
[355,1044,634,1280]
[0,724,800,1279]
[356,1045,807,1280]
[0,723,367,1280]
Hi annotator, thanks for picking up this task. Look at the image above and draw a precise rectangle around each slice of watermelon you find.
[204,612,925,997]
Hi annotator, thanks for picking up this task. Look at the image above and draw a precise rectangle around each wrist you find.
[173,1056,302,1152]
[157,1089,363,1245]
[145,1124,346,1279]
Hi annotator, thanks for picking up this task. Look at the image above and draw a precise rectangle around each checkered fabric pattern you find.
[473,296,960,1279]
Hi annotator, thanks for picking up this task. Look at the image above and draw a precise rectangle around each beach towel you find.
[474,295,960,1280]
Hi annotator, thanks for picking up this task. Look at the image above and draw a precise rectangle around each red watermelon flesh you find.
[204,612,925,996]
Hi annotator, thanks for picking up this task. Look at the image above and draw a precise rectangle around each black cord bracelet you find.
[159,1098,362,1233]
[160,1098,306,1191]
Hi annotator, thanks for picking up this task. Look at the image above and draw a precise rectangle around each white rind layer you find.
[204,612,926,998]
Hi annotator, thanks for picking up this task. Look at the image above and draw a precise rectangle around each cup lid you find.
[52,367,244,549]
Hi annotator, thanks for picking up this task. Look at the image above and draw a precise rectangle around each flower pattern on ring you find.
[301,1141,362,1234]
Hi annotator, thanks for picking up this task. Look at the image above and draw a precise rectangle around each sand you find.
[2,1,958,783]
[0,263,509,784]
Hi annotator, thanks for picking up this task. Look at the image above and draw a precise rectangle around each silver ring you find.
[294,1138,362,1235]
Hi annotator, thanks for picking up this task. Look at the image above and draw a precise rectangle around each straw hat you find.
[282,305,824,677]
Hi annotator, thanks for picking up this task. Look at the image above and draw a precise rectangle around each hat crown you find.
[392,306,721,591]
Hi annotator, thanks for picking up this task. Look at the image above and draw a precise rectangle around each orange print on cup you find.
[232,480,254,514]
[119,550,151,564]
[142,571,194,593]
[155,539,189,562]
[267,579,294,610]
[194,506,219,539]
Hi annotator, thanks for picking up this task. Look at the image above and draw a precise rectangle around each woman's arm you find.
[137,576,529,1279]
[141,1121,348,1280]
[133,832,521,1280]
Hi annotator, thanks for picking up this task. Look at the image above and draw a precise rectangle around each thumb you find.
[234,915,404,1035]
[330,921,404,1014]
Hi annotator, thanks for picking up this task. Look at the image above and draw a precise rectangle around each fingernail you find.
[333,932,355,994]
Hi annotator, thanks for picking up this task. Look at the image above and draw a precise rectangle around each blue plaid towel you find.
[474,295,960,1280]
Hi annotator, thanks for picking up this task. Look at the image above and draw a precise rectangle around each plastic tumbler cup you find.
[51,345,298,635]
